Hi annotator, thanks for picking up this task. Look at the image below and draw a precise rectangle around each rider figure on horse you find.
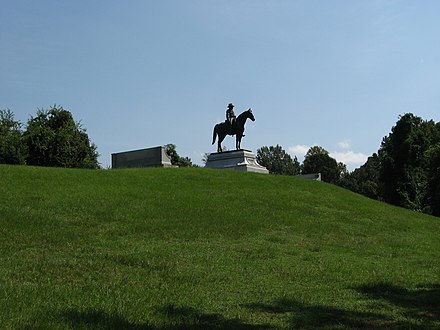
[213,103,254,152]
[226,103,236,134]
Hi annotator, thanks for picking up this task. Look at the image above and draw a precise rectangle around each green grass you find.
[0,165,439,329]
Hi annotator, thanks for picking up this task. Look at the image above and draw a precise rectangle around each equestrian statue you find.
[212,103,255,153]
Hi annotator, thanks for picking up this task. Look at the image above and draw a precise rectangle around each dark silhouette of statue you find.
[212,104,255,152]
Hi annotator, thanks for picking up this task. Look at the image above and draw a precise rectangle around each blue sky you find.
[1,0,439,170]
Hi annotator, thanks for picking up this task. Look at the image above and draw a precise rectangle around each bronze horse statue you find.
[212,109,255,152]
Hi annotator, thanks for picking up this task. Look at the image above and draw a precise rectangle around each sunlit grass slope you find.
[0,165,439,329]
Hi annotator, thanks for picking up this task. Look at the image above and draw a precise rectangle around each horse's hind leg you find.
[218,140,222,153]
[218,135,224,152]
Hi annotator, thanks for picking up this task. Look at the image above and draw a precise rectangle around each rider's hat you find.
[227,103,234,108]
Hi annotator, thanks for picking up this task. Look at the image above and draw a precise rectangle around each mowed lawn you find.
[0,165,439,329]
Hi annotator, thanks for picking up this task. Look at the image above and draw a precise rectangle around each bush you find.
[0,109,27,165]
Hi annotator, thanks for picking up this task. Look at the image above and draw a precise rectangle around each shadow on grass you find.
[60,304,270,330]
[246,283,439,329]
[158,304,271,329]
[28,283,439,329]
[62,309,151,329]
[247,298,388,329]
[357,282,440,324]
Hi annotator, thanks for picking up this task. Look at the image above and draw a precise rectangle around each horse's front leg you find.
[236,134,241,150]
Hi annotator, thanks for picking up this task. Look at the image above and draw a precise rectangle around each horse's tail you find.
[212,125,217,145]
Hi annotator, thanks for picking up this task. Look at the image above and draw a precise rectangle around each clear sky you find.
[2,0,439,170]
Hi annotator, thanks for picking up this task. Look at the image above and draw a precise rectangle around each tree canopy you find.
[340,153,381,200]
[165,144,195,167]
[256,145,301,175]
[378,113,440,212]
[0,109,27,165]
[342,113,440,216]
[425,142,440,216]
[0,106,99,169]
[302,146,345,184]
[24,106,99,169]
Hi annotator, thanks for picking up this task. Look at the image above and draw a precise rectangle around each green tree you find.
[0,109,27,165]
[425,142,440,216]
[340,153,381,200]
[378,113,439,211]
[302,146,342,184]
[165,144,195,167]
[256,145,301,175]
[24,106,99,169]
[341,113,440,217]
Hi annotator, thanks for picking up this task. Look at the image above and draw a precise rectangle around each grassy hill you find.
[0,165,439,329]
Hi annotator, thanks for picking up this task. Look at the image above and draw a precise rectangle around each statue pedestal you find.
[205,149,269,174]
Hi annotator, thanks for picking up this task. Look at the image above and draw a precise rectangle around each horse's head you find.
[247,108,255,121]
[236,108,255,124]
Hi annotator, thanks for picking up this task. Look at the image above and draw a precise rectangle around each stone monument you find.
[112,146,173,169]
[206,104,269,174]
[205,149,269,173]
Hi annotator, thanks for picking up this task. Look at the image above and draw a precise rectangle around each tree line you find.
[2,106,439,216]
[257,113,440,217]
[342,113,440,217]
[0,106,196,170]
[256,145,347,184]
[0,106,99,169]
